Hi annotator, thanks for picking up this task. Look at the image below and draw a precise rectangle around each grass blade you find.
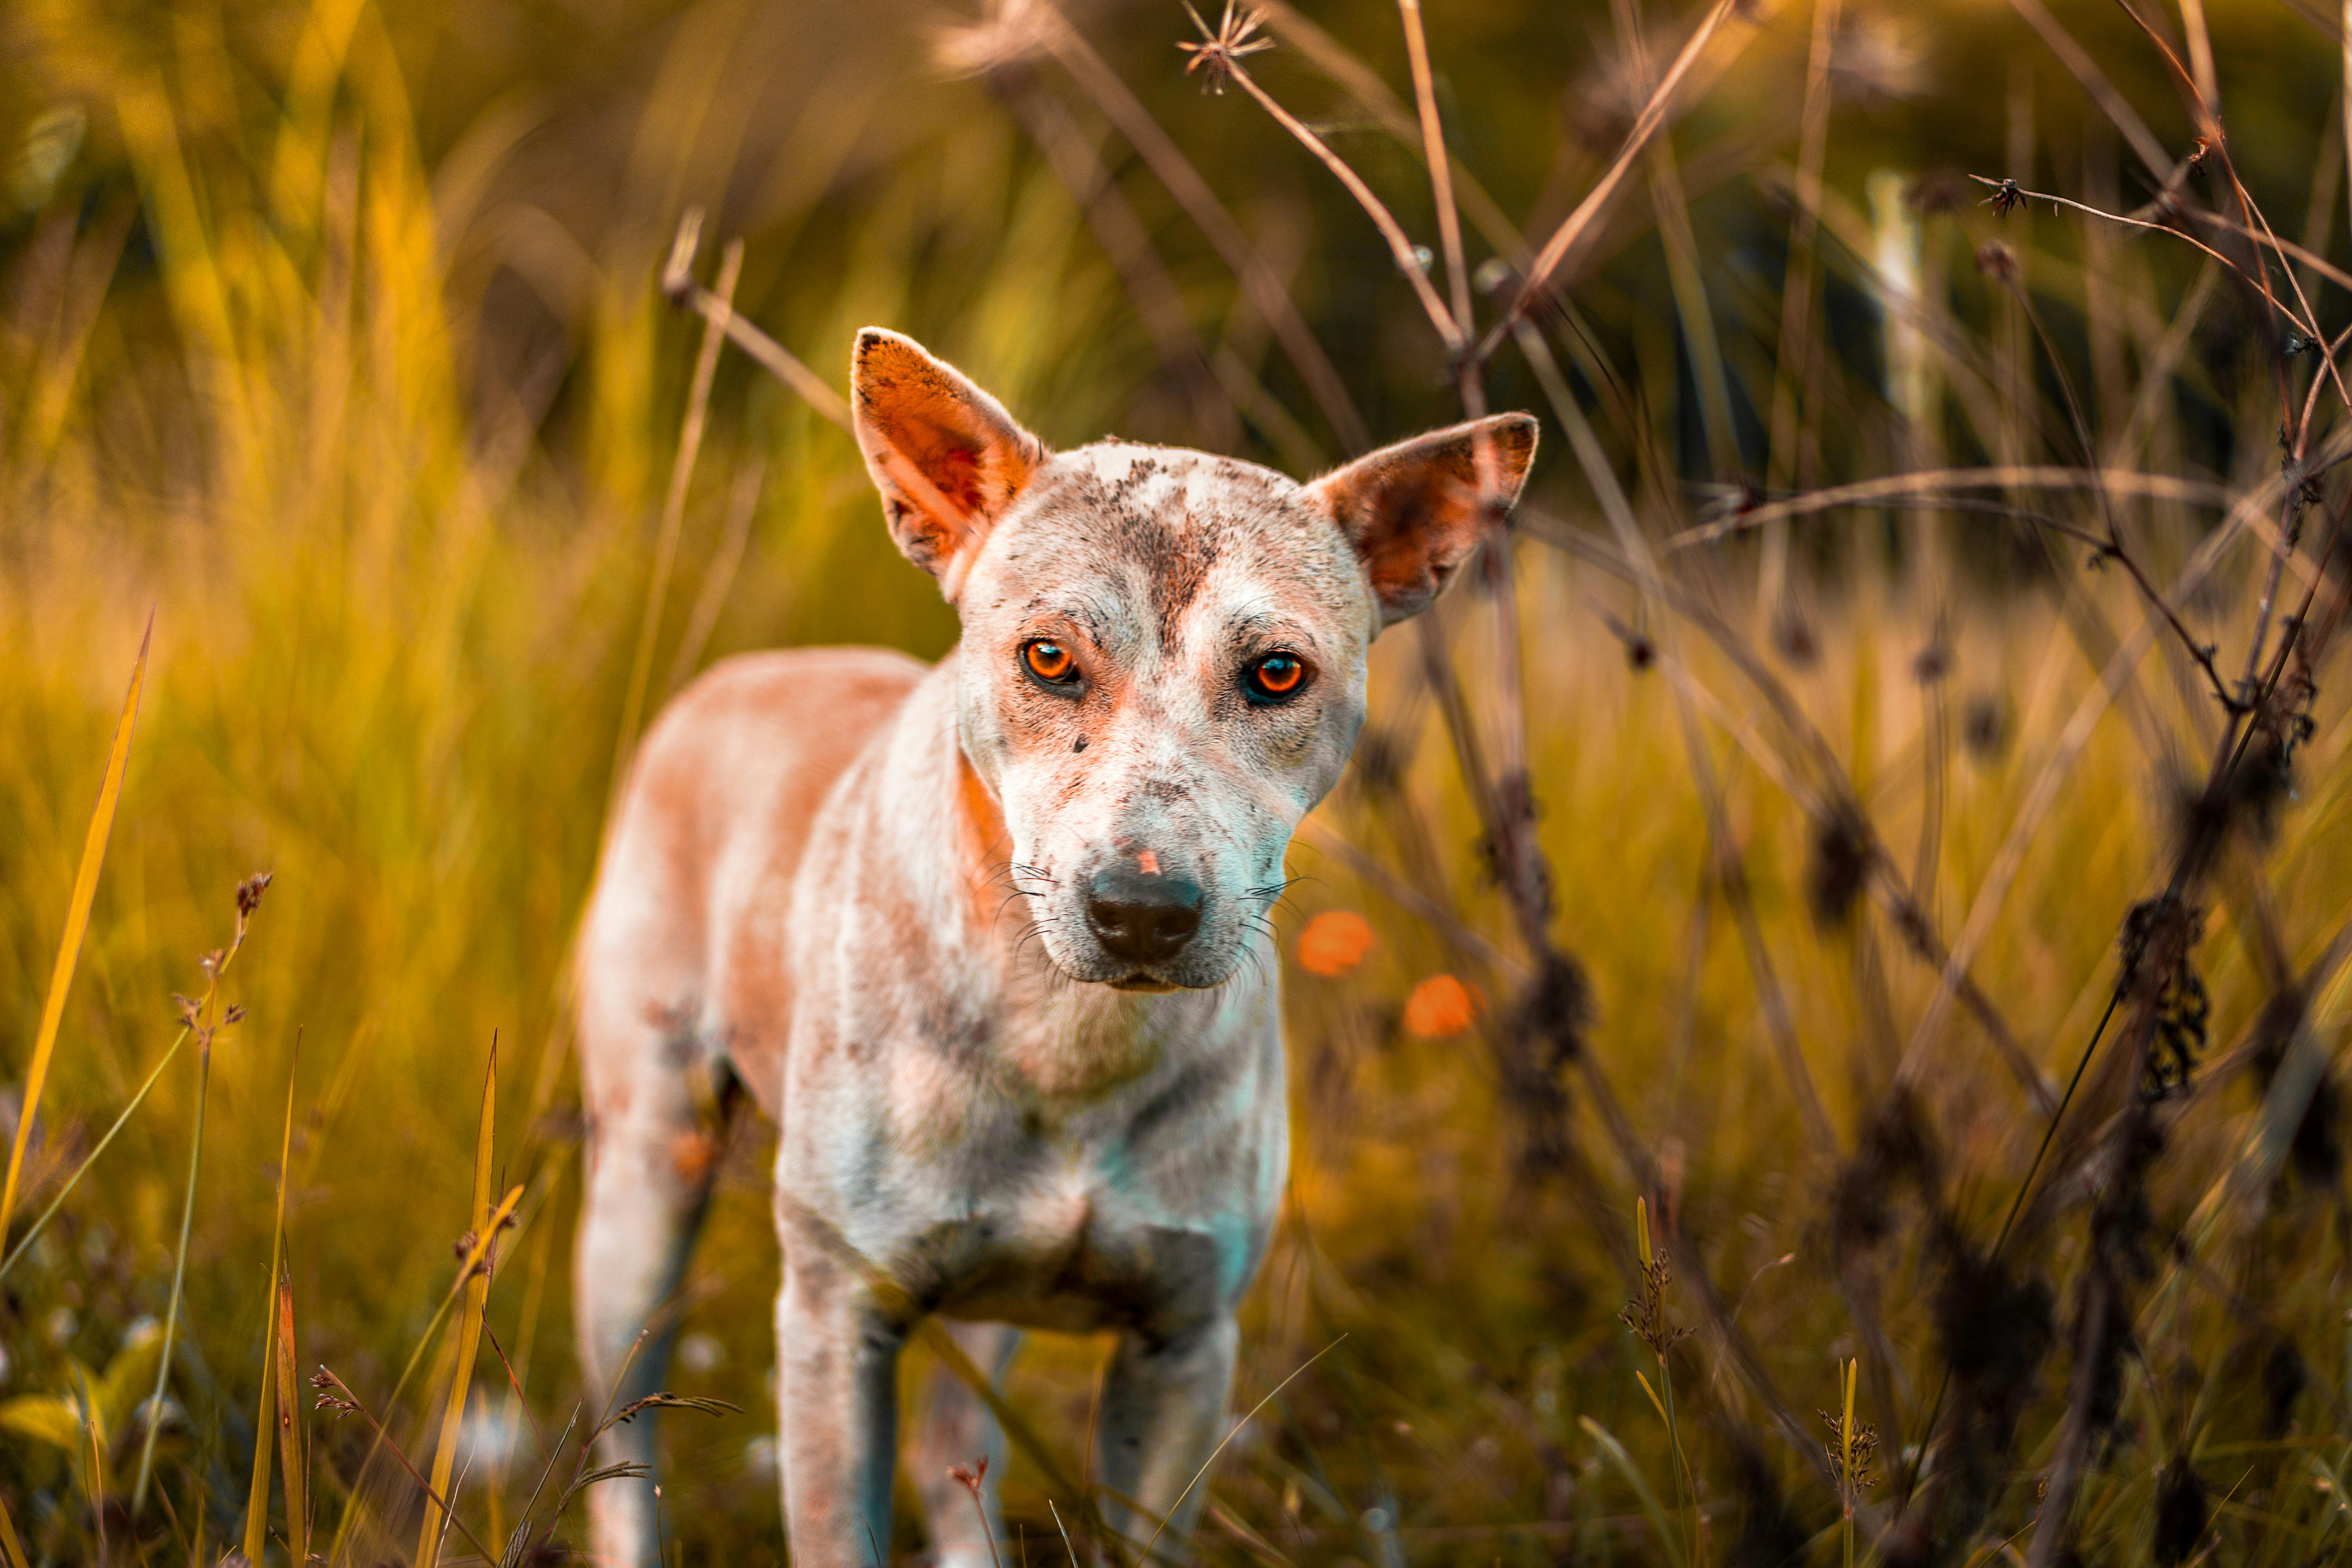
[1580,1415,1688,1568]
[0,615,149,1241]
[244,1042,301,1561]
[323,1180,523,1563]
[0,1026,189,1285]
[276,1263,310,1564]
[417,1041,497,1566]
[0,1492,29,1568]
[131,1019,212,1512]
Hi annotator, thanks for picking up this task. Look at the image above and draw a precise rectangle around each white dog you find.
[573,327,1534,1565]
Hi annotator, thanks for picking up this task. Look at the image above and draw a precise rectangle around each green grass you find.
[5,0,2352,1562]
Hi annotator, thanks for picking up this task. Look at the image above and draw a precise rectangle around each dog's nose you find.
[1086,866,1203,965]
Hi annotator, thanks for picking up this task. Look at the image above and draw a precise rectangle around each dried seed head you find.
[1177,3,1274,94]
[236,871,273,918]
[1819,1406,1879,1490]
[1961,693,2009,760]
[1806,804,1872,928]
[1772,608,1818,664]
[1975,240,2018,281]
[1509,947,1591,1069]
[2116,895,2207,1102]
[1931,1235,2053,1412]
[1907,167,1973,215]
[1978,178,2025,217]
[1617,1198,1690,1358]
[1833,1091,1941,1253]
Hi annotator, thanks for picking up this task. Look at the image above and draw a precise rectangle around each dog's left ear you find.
[852,327,1048,599]
[1305,414,1538,630]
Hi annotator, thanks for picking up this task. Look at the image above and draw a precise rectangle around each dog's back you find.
[581,645,924,1111]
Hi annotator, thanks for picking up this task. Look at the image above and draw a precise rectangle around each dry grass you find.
[4,0,2352,1563]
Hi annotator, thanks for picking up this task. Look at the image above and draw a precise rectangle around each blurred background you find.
[5,0,2352,1561]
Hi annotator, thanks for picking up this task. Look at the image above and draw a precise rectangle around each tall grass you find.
[4,0,2352,1563]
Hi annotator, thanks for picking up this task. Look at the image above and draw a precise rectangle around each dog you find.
[573,326,1535,1566]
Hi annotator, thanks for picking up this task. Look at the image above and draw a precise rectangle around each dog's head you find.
[851,328,1535,992]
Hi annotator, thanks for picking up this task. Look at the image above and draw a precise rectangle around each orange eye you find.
[1024,640,1077,683]
[1245,653,1307,704]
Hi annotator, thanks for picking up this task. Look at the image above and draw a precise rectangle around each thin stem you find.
[130,1036,209,1512]
[1967,176,2317,338]
[2003,0,2171,178]
[995,78,1243,453]
[1666,465,2237,550]
[1218,59,1462,351]
[2004,274,2238,712]
[1041,0,1371,452]
[1487,0,1748,354]
[613,234,743,810]
[314,1368,500,1566]
[1662,1362,1700,1566]
[0,1027,190,1285]
[1254,0,1528,265]
[1396,0,1471,334]
[1767,0,1840,498]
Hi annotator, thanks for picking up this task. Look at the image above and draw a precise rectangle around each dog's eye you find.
[1243,653,1308,705]
[1023,639,1079,685]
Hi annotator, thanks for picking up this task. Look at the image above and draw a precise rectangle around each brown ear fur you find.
[1305,414,1538,628]
[851,328,1046,596]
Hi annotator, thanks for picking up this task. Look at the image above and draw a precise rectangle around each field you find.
[5,0,2352,1562]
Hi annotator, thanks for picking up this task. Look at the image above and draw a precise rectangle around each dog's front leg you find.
[1094,1314,1239,1554]
[911,1321,1021,1568]
[777,1258,905,1566]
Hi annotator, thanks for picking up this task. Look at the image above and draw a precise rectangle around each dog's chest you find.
[921,1145,1259,1336]
[877,1061,1279,1336]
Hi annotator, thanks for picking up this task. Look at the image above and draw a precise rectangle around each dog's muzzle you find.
[1085,864,1203,970]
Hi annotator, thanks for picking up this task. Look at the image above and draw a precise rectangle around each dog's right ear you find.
[851,328,1047,599]
[1305,413,1538,631]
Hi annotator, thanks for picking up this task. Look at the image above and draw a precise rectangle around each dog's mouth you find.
[1105,974,1181,993]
